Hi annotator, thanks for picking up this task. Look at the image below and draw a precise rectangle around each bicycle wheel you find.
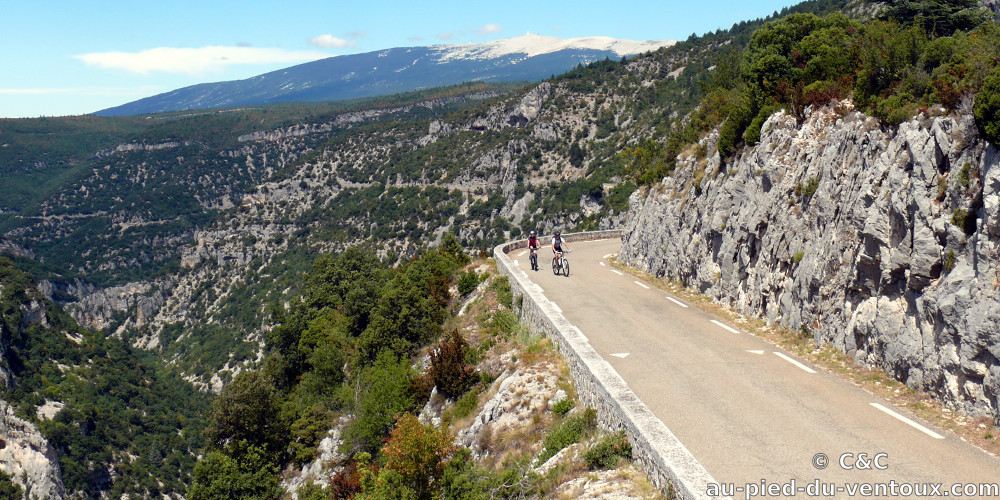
[552,257,559,275]
[562,259,570,277]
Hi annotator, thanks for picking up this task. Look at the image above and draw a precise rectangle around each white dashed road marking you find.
[599,261,606,267]
[774,352,817,374]
[666,296,688,308]
[870,403,944,439]
[610,353,630,358]
[634,281,650,289]
[611,270,624,276]
[746,350,765,355]
[710,320,739,334]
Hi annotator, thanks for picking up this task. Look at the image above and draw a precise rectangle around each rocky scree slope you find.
[620,100,1000,419]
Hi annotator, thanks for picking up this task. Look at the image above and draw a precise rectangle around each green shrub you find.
[457,270,480,296]
[793,251,805,264]
[944,249,957,272]
[536,408,597,465]
[552,398,574,416]
[951,208,976,234]
[584,431,632,469]
[188,442,283,500]
[0,471,23,500]
[489,276,513,308]
[342,351,415,453]
[452,390,479,420]
[744,104,783,146]
[975,66,1000,145]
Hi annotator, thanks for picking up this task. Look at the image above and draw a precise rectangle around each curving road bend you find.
[509,238,999,495]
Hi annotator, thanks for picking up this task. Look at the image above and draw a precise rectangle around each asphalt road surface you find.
[511,238,999,496]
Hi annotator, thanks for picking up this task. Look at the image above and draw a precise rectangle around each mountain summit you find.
[95,34,674,116]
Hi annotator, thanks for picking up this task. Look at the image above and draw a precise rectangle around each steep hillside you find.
[620,4,1000,420]
[0,256,211,497]
[0,0,863,391]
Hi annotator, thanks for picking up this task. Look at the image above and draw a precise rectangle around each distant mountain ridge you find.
[94,34,674,116]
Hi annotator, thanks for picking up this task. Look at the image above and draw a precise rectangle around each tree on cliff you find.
[974,65,1000,145]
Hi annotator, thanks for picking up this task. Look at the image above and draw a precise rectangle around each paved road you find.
[511,239,999,495]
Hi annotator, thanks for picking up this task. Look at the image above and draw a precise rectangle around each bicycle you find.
[551,250,570,277]
[528,246,539,271]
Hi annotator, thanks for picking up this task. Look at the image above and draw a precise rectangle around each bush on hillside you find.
[975,65,1000,145]
[429,330,477,399]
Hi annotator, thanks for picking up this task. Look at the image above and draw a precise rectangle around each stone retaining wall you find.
[493,231,726,500]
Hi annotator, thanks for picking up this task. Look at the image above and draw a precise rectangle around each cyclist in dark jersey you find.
[552,231,569,267]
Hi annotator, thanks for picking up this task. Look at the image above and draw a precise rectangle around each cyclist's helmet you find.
[554,231,561,236]
[530,230,536,236]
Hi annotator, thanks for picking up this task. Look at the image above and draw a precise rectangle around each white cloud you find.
[408,35,425,42]
[476,24,502,36]
[74,46,330,75]
[308,34,358,49]
[435,32,454,40]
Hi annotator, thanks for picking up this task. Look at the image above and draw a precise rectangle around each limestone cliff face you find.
[620,101,1000,419]
[0,401,65,498]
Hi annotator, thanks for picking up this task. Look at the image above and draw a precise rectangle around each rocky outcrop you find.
[61,280,171,332]
[468,83,552,132]
[620,101,1000,419]
[0,240,34,259]
[0,401,65,499]
[455,359,561,458]
[92,140,193,159]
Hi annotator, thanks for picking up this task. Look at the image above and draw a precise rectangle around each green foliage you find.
[975,65,1000,145]
[205,371,288,458]
[584,431,633,470]
[951,207,976,234]
[0,470,24,499]
[882,0,989,37]
[439,232,471,266]
[451,390,480,421]
[305,246,391,336]
[343,351,416,453]
[0,258,209,497]
[360,274,442,359]
[489,276,513,309]
[944,249,957,271]
[188,442,283,500]
[552,398,574,416]
[536,408,597,465]
[457,270,481,296]
[745,104,783,146]
[429,330,477,399]
[288,405,335,466]
[793,251,806,264]
[793,176,821,205]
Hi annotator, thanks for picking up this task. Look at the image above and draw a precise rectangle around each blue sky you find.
[1,1,797,118]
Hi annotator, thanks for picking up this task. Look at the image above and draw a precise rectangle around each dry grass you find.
[609,257,1000,458]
